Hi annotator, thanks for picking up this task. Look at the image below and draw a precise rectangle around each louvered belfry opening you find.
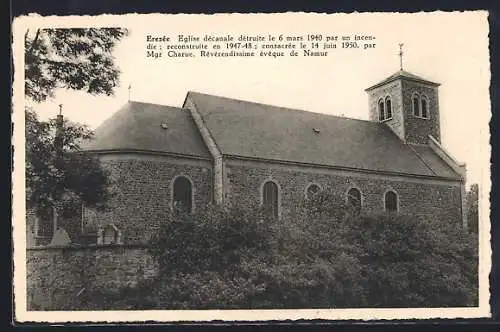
[385,97,392,119]
[263,181,279,219]
[378,99,385,121]
[421,98,428,118]
[413,97,420,116]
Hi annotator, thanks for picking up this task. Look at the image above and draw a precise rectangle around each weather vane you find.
[398,43,404,71]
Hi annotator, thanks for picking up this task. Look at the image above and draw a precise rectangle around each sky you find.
[27,11,491,189]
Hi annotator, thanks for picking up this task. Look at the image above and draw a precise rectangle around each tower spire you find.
[128,84,132,102]
[398,43,404,71]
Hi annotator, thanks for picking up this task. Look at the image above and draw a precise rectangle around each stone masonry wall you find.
[367,80,405,141]
[70,153,213,245]
[401,80,441,144]
[224,158,463,224]
[367,79,441,145]
[26,245,157,310]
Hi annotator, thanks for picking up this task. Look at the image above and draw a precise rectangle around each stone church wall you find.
[224,158,463,224]
[54,153,214,245]
[94,153,213,244]
[26,245,156,310]
[401,80,441,144]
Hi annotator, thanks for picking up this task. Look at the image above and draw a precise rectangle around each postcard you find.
[12,11,492,322]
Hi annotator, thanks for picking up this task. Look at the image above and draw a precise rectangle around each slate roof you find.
[185,91,461,180]
[409,145,461,179]
[80,101,210,158]
[84,92,461,180]
[365,70,440,91]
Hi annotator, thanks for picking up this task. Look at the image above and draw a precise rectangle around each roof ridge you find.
[129,100,185,110]
[187,91,375,125]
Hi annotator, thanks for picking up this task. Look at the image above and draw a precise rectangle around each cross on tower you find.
[398,43,404,71]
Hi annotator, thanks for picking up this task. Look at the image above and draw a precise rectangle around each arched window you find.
[306,183,321,199]
[384,190,398,212]
[378,99,385,121]
[99,224,122,245]
[347,187,362,214]
[412,95,420,117]
[421,98,428,119]
[412,93,430,119]
[103,227,117,244]
[385,97,392,119]
[263,181,279,218]
[173,176,193,213]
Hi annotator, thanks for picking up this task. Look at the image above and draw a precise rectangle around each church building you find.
[28,68,469,246]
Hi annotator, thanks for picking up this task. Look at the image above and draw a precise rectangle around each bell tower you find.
[365,45,441,145]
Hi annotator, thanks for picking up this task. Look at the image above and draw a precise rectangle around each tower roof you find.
[365,70,440,92]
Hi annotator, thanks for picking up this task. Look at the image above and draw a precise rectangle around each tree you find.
[24,28,125,309]
[465,184,479,234]
[26,108,112,222]
[25,28,128,103]
[351,213,478,307]
[115,192,365,309]
[141,190,477,309]
[76,189,477,310]
[24,28,126,230]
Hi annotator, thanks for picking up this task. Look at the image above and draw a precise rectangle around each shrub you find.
[350,213,478,307]
[141,198,365,309]
[114,189,478,309]
[149,204,274,276]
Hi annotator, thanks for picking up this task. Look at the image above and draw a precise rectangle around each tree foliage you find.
[26,108,112,219]
[352,213,478,307]
[25,28,126,221]
[25,28,128,102]
[465,184,479,234]
[105,189,478,309]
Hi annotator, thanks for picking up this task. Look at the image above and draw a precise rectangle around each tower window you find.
[421,98,429,119]
[347,187,362,214]
[385,97,392,119]
[262,181,279,219]
[384,190,398,212]
[378,96,392,122]
[173,176,193,213]
[412,95,420,117]
[412,93,430,119]
[378,99,385,121]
